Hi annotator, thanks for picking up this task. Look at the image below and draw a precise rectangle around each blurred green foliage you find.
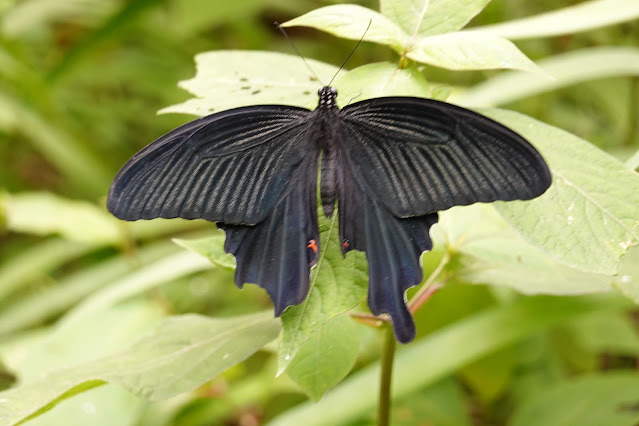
[0,0,638,425]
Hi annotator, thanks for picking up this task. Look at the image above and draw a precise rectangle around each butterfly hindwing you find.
[340,97,552,218]
[338,149,439,343]
[218,152,320,314]
[107,106,313,224]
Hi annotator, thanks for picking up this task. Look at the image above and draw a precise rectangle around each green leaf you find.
[160,51,339,116]
[173,232,236,270]
[334,62,430,103]
[286,315,360,401]
[471,0,639,40]
[407,31,541,72]
[453,47,639,107]
[0,312,280,426]
[1,192,122,245]
[381,0,492,37]
[482,109,639,275]
[269,296,623,426]
[511,373,639,426]
[282,5,408,52]
[278,210,367,375]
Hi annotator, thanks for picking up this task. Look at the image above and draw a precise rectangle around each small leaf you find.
[282,5,408,52]
[471,0,639,40]
[0,312,280,426]
[286,315,360,401]
[173,232,236,270]
[335,62,430,103]
[1,192,122,245]
[278,209,367,375]
[160,51,339,116]
[482,109,639,275]
[407,31,541,72]
[511,373,639,426]
[382,0,492,37]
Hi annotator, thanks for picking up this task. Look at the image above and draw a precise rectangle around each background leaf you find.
[0,312,280,426]
[472,0,639,40]
[511,373,639,426]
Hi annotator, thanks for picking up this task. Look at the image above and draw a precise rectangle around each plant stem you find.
[408,252,450,313]
[378,325,396,426]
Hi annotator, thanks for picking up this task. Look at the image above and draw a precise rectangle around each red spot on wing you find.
[342,240,350,249]
[307,239,318,254]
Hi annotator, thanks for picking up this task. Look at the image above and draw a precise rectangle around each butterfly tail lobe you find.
[364,207,438,344]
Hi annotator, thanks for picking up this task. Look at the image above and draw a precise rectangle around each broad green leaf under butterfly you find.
[480,109,639,275]
[173,232,236,270]
[160,51,339,116]
[380,0,492,37]
[286,315,360,401]
[278,207,367,376]
[0,313,280,426]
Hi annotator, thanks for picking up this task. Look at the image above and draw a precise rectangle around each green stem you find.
[378,325,396,426]
[408,252,450,313]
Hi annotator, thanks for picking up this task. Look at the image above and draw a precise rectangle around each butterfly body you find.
[108,86,551,343]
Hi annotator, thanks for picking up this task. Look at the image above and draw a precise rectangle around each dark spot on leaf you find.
[309,76,318,82]
[302,90,311,95]
[251,90,261,95]
[241,86,250,90]
[240,77,248,82]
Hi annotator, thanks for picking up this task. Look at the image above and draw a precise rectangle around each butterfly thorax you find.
[316,86,340,218]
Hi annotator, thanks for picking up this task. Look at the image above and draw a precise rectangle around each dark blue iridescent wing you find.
[337,97,551,342]
[108,105,321,317]
[341,97,551,218]
[107,105,313,224]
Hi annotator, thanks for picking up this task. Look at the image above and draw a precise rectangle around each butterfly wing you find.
[340,97,552,218]
[108,105,321,316]
[108,105,313,224]
[337,97,551,342]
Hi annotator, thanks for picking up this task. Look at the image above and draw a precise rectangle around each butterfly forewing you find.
[340,98,552,218]
[107,106,313,224]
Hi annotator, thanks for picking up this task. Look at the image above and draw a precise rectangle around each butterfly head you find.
[318,86,338,108]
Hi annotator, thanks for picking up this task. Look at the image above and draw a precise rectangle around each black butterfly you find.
[107,86,551,343]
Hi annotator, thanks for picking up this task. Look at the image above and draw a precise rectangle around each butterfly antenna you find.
[327,19,372,87]
[275,22,324,85]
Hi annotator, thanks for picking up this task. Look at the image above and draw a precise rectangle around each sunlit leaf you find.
[282,5,408,51]
[381,0,491,36]
[407,31,541,72]
[160,51,340,116]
